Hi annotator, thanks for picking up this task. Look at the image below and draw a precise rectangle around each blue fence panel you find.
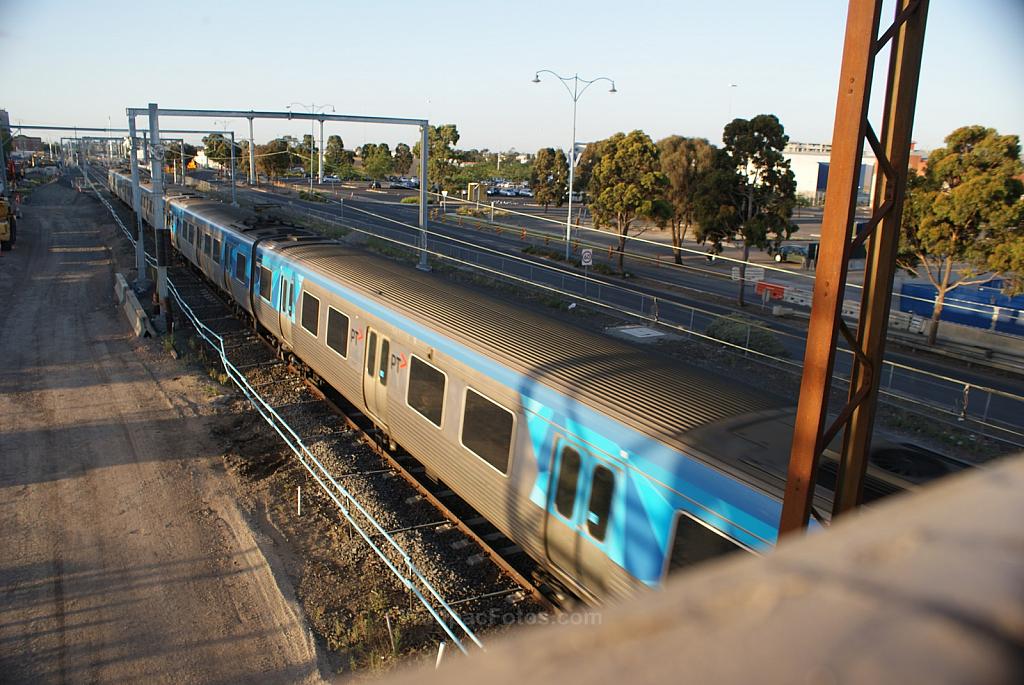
[899,282,1024,336]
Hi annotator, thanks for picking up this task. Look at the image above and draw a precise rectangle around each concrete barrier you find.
[114,273,156,338]
[113,272,130,305]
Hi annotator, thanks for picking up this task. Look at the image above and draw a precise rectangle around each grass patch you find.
[399,195,434,204]
[364,237,417,263]
[298,190,328,202]
[705,314,789,358]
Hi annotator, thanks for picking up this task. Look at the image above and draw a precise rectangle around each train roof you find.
[278,241,799,495]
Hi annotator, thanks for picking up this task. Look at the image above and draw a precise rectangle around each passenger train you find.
[108,168,960,603]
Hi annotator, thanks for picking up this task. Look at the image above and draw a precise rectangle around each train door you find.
[361,327,390,426]
[543,440,620,597]
[278,272,294,343]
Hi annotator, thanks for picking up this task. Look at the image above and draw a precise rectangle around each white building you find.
[784,141,877,205]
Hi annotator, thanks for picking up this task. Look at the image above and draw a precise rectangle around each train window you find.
[366,331,377,377]
[667,513,744,575]
[461,389,513,474]
[326,308,349,358]
[234,253,247,282]
[379,339,390,386]
[259,266,272,302]
[586,465,615,542]
[203,233,211,256]
[554,446,581,518]
[301,291,320,336]
[212,239,221,264]
[407,357,445,427]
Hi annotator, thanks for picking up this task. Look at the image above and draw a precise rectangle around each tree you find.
[201,133,237,172]
[530,147,568,212]
[709,114,796,306]
[573,140,606,197]
[362,144,393,181]
[257,138,291,180]
[393,142,413,176]
[324,135,345,165]
[323,134,355,177]
[589,130,670,273]
[412,124,460,191]
[657,136,718,264]
[898,125,1024,345]
[693,151,744,255]
[164,142,197,174]
[238,140,251,177]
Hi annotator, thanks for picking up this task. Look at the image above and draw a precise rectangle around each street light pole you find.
[532,69,617,261]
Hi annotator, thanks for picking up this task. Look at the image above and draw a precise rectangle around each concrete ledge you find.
[114,274,155,338]
[388,455,1024,685]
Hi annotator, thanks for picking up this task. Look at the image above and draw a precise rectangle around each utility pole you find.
[229,131,237,206]
[318,119,326,185]
[148,103,171,330]
[128,115,148,284]
[417,124,430,272]
[248,117,256,185]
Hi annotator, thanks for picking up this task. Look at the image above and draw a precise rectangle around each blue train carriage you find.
[247,241,798,603]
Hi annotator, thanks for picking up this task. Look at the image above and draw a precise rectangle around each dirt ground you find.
[0,177,326,684]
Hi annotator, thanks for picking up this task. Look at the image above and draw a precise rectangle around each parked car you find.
[368,180,381,189]
[774,244,808,264]
[322,175,340,183]
[517,188,534,197]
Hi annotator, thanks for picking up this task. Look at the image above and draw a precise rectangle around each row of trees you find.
[197,121,1022,336]
[202,133,418,182]
[549,116,798,305]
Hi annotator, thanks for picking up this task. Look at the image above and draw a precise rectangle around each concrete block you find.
[120,287,156,338]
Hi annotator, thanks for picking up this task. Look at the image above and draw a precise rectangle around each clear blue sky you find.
[1,0,1021,153]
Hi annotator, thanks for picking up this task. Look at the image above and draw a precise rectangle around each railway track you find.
[167,265,556,641]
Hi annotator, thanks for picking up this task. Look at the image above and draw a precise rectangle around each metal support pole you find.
[565,82,578,261]
[248,117,256,185]
[148,103,170,327]
[128,116,147,284]
[779,0,929,534]
[318,119,325,185]
[835,0,928,516]
[417,124,430,271]
[229,132,237,206]
[142,130,149,165]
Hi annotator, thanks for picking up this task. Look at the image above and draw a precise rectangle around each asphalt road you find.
[0,179,323,684]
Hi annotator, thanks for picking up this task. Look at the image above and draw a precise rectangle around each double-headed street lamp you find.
[532,70,616,260]
[287,102,335,192]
